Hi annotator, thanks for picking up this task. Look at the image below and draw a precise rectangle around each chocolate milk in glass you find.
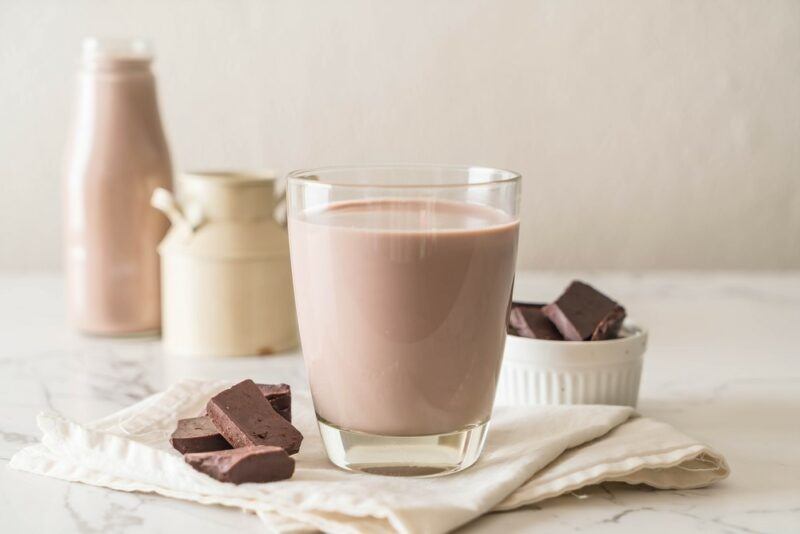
[290,199,518,436]
[64,39,172,335]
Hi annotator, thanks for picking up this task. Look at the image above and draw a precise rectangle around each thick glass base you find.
[317,418,489,477]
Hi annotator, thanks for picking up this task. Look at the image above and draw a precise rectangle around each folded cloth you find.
[9,379,729,534]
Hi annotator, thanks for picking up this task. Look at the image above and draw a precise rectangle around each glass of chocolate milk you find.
[288,165,520,476]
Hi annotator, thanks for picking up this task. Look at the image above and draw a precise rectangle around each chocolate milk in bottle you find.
[64,38,172,335]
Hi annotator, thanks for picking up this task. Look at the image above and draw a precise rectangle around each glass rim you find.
[286,164,521,189]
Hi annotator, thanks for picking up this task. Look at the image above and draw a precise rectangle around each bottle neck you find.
[80,37,154,75]
[82,57,152,76]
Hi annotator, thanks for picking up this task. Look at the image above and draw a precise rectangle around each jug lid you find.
[178,170,283,221]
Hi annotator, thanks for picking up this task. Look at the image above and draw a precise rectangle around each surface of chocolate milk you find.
[64,40,172,335]
[290,199,518,436]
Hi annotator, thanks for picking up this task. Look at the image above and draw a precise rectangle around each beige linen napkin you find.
[9,379,728,534]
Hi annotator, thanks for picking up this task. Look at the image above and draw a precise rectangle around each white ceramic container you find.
[151,171,297,357]
[495,323,647,407]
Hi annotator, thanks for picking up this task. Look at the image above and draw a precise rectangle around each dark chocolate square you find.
[542,280,626,341]
[170,416,232,454]
[200,383,292,422]
[508,302,564,340]
[257,383,292,421]
[206,379,303,454]
[185,445,294,484]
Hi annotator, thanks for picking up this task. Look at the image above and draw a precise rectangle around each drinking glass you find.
[287,165,520,476]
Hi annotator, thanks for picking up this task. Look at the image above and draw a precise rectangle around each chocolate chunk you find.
[509,302,564,340]
[200,383,292,422]
[177,382,293,454]
[207,379,303,454]
[257,383,292,422]
[170,416,232,454]
[185,445,295,484]
[272,405,291,423]
[542,280,626,341]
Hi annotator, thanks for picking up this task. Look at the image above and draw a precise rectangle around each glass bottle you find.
[63,38,172,335]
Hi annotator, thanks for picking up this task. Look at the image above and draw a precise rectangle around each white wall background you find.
[1,0,798,271]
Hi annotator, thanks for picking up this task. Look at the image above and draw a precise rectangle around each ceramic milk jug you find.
[151,171,297,356]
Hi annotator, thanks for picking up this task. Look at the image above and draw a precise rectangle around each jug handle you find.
[151,188,203,233]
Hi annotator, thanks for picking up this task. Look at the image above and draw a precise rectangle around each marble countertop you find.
[1,272,798,533]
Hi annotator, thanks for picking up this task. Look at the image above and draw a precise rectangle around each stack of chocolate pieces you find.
[170,379,303,484]
[509,280,626,341]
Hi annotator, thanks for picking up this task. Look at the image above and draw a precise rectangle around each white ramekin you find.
[495,323,648,408]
